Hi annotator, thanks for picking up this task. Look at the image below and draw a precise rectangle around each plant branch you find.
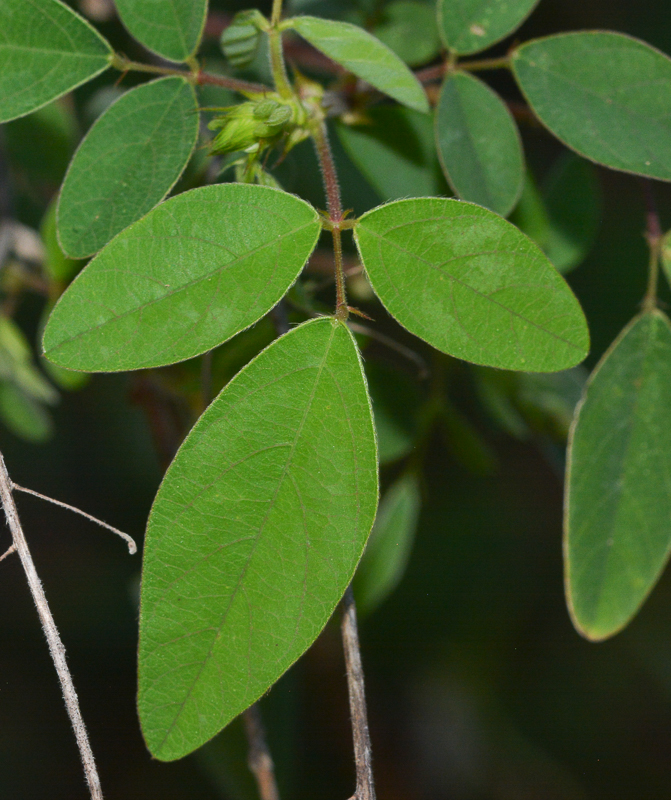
[271,0,284,27]
[0,542,16,562]
[641,178,663,311]
[0,452,103,800]
[456,54,512,73]
[11,483,137,554]
[243,704,281,800]
[111,53,271,95]
[341,585,376,800]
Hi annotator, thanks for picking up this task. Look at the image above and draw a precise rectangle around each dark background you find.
[2,1,671,798]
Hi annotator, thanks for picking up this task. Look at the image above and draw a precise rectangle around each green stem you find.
[642,179,662,312]
[456,54,512,73]
[271,0,283,27]
[110,53,271,95]
[268,28,293,99]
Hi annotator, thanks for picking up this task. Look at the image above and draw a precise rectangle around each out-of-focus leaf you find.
[354,473,421,614]
[0,317,57,405]
[40,200,83,283]
[0,0,112,123]
[114,0,207,62]
[337,106,446,202]
[542,153,601,273]
[565,311,671,640]
[663,229,671,290]
[355,198,590,371]
[4,100,79,185]
[512,32,671,181]
[435,71,524,216]
[57,77,199,259]
[138,318,378,759]
[290,16,429,112]
[510,157,601,275]
[373,1,441,66]
[43,185,321,372]
[438,0,540,55]
[517,366,587,438]
[0,382,53,443]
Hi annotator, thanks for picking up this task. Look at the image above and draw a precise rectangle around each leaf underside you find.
[565,311,671,640]
[138,317,378,760]
[290,16,429,113]
[43,184,321,372]
[355,197,589,372]
[58,77,199,259]
[0,0,112,123]
[512,32,671,181]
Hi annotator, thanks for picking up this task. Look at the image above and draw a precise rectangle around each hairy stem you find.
[110,54,271,95]
[642,179,663,312]
[11,483,136,554]
[271,0,284,27]
[268,28,293,99]
[341,585,376,800]
[243,704,281,800]
[0,452,103,800]
[312,121,349,318]
[312,121,343,222]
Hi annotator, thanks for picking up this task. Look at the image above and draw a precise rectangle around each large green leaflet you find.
[289,16,429,113]
[58,77,199,259]
[0,0,112,123]
[354,198,589,372]
[337,106,444,201]
[42,185,321,371]
[565,311,671,641]
[114,0,208,62]
[438,0,540,55]
[512,32,671,181]
[138,317,378,759]
[435,70,524,216]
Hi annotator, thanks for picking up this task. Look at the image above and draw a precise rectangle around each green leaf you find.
[354,198,589,371]
[512,32,671,181]
[373,1,441,67]
[565,311,671,640]
[57,77,199,259]
[289,16,429,113]
[354,473,420,615]
[0,0,112,123]
[663,229,671,290]
[138,317,378,759]
[438,0,540,55]
[114,0,208,62]
[337,106,445,202]
[435,71,524,216]
[42,184,321,372]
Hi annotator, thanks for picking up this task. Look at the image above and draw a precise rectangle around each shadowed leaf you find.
[512,32,671,181]
[565,311,671,640]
